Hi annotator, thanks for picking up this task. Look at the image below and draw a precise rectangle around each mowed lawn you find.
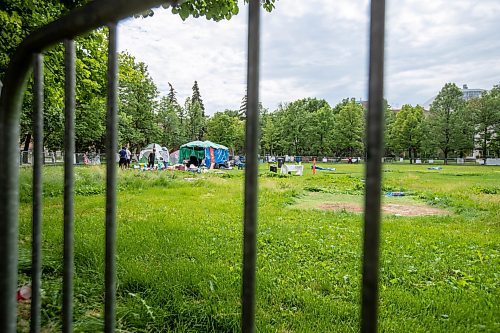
[17,163,500,332]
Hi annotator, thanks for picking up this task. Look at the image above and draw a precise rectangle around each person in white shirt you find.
[126,147,131,169]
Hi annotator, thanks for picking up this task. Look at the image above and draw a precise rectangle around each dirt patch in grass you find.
[319,202,362,212]
[319,202,448,216]
[296,192,449,216]
[382,203,448,216]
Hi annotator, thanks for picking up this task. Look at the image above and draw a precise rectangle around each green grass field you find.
[17,163,500,332]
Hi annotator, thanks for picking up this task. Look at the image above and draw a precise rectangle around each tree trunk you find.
[444,149,448,165]
[483,128,488,165]
[409,148,412,164]
[23,133,31,151]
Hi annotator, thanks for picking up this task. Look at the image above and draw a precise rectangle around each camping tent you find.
[138,143,169,167]
[178,140,229,167]
[169,150,179,165]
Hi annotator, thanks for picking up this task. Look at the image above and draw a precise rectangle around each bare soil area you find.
[318,202,448,216]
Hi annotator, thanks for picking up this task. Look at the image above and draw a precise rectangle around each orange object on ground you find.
[209,147,215,169]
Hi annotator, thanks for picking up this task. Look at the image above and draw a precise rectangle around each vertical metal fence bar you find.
[0,54,28,333]
[31,53,44,333]
[361,0,386,332]
[241,1,260,332]
[63,39,76,333]
[104,22,118,333]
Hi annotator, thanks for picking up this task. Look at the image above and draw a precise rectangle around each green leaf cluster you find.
[170,0,277,21]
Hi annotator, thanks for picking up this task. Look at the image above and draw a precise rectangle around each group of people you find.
[119,146,158,169]
[118,146,132,169]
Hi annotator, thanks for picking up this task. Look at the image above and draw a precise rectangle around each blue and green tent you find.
[178,140,229,166]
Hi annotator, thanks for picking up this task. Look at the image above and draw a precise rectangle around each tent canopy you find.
[179,140,229,166]
[180,140,228,150]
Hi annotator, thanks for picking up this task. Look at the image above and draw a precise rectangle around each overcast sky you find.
[117,0,500,114]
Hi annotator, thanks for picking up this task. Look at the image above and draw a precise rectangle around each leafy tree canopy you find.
[468,85,500,160]
[332,99,365,156]
[428,83,467,163]
[390,104,425,162]
[205,111,243,150]
[118,52,160,151]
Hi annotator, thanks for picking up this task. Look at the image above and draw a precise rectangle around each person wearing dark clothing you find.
[119,147,127,169]
[188,155,198,167]
[148,149,156,169]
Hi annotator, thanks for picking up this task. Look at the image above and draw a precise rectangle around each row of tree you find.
[154,81,500,165]
[14,39,500,161]
[216,82,499,163]
[388,83,500,163]
[2,2,499,161]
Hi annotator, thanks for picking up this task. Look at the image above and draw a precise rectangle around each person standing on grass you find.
[118,146,127,169]
[148,148,156,169]
[126,146,132,169]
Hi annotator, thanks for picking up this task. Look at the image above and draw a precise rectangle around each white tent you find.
[138,143,169,166]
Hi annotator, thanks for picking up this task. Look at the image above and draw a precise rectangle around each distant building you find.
[423,84,486,110]
[461,84,485,101]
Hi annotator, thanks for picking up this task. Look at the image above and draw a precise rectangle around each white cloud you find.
[118,9,248,113]
[118,0,500,114]
[385,0,500,106]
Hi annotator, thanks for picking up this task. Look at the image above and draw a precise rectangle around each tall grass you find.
[17,164,499,332]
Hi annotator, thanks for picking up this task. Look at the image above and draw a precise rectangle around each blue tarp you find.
[386,192,405,197]
[204,146,229,165]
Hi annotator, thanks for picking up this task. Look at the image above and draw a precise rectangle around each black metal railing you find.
[362,1,386,332]
[0,0,385,332]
